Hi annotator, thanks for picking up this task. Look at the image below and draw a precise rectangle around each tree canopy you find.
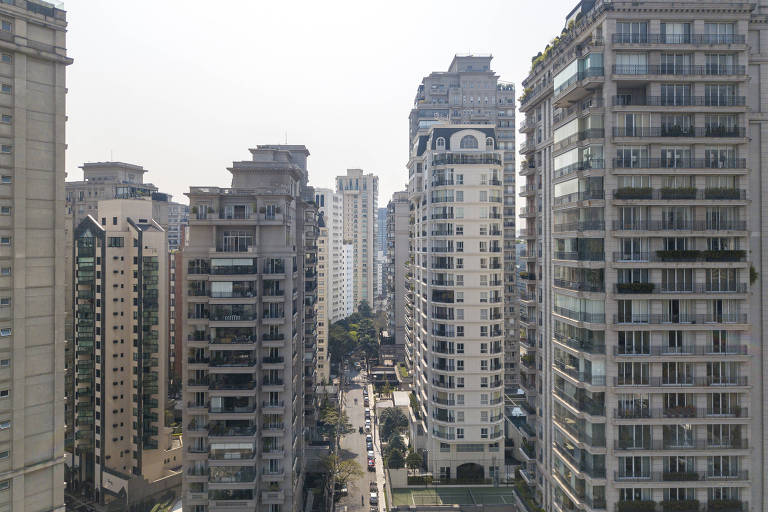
[379,407,408,441]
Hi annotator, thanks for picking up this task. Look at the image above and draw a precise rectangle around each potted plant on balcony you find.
[655,249,701,261]
[616,282,655,293]
[708,498,743,511]
[702,249,745,262]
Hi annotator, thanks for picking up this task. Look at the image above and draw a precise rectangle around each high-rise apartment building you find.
[181,145,316,512]
[70,199,182,506]
[517,1,768,510]
[386,191,409,352]
[409,55,519,393]
[314,188,344,383]
[167,201,189,251]
[406,124,506,481]
[375,206,387,309]
[342,242,354,318]
[0,2,73,510]
[335,169,378,310]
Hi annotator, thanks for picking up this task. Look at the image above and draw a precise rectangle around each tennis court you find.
[392,487,518,506]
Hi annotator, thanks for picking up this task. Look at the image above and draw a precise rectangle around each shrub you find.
[616,282,655,293]
[615,187,652,199]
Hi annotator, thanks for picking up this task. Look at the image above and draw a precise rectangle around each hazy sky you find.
[64,0,575,204]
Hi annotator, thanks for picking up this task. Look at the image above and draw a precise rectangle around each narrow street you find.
[335,367,386,512]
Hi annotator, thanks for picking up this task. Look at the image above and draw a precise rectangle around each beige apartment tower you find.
[516,0,768,510]
[408,55,519,392]
[0,2,73,511]
[181,145,317,512]
[335,169,378,311]
[70,199,181,507]
[406,125,506,481]
[386,190,409,352]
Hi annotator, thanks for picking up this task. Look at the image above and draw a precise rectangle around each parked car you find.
[366,434,373,443]
[334,482,348,496]
[367,450,375,459]
[370,481,378,492]
[365,425,371,433]
[370,491,378,505]
[367,441,373,450]
[367,459,375,471]
[364,399,370,407]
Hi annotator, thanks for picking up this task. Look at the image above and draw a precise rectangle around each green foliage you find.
[405,451,423,473]
[328,304,378,368]
[751,265,758,284]
[386,432,406,455]
[386,448,405,469]
[617,501,656,512]
[379,407,408,441]
[321,454,364,500]
[319,403,353,440]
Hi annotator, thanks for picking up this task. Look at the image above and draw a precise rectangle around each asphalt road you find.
[335,367,384,512]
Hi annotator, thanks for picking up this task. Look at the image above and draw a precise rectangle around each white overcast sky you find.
[64,0,575,205]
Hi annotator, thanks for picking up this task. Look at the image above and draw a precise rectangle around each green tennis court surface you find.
[391,487,518,506]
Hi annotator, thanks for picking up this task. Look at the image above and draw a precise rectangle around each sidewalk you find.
[370,383,388,512]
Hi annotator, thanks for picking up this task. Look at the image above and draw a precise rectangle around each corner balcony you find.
[553,67,605,107]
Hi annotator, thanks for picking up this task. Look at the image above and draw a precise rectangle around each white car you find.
[367,450,375,458]
[370,491,378,505]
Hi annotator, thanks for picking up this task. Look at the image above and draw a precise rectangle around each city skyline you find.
[62,0,578,205]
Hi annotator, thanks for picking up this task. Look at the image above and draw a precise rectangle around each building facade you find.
[65,162,171,228]
[342,242,354,318]
[70,200,181,507]
[314,188,344,383]
[335,169,378,311]
[167,201,189,251]
[406,125,506,481]
[386,191,409,351]
[181,145,316,512]
[0,2,73,510]
[375,206,387,310]
[517,1,768,510]
[408,55,519,392]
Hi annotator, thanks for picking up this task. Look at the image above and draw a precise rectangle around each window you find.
[0,298,9,307]
[0,207,9,215]
[0,329,9,337]
[0,360,8,368]
[0,115,9,124]
[485,137,494,150]
[0,451,7,459]
[457,427,464,439]
[107,237,124,247]
[0,480,8,491]
[481,377,488,388]
[0,421,9,430]
[0,176,9,184]
[0,54,10,64]
[480,428,488,439]
[0,20,11,32]
[0,146,10,154]
[0,84,9,94]
[459,135,478,149]
[0,390,7,398]
[436,137,445,150]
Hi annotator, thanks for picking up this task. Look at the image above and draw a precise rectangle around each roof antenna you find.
[285,131,288,144]
[110,149,113,161]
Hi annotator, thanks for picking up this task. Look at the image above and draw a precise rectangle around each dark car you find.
[367,441,373,450]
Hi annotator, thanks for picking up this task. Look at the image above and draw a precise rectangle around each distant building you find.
[336,169,378,310]
[342,242,354,318]
[375,206,387,309]
[166,201,189,251]
[386,190,409,353]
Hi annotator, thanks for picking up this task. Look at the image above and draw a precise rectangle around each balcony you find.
[611,33,746,45]
[614,344,748,356]
[612,220,746,232]
[613,313,747,325]
[553,190,604,207]
[614,470,748,482]
[614,406,748,419]
[553,306,605,324]
[613,438,747,451]
[613,157,746,170]
[613,250,747,263]
[553,360,607,386]
[552,251,604,262]
[613,126,746,138]
[612,95,746,107]
[613,376,748,387]
[209,425,258,438]
[553,278,604,293]
[554,158,604,180]
[432,153,502,166]
[615,282,747,295]
[554,67,605,106]
[612,188,747,201]
[612,64,746,76]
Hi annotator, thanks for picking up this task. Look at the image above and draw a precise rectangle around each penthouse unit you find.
[181,145,316,512]
[518,1,768,510]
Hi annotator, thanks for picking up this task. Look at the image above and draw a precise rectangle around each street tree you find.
[321,454,363,509]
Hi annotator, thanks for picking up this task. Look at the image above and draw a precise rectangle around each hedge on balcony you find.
[407,475,433,485]
[661,499,700,512]
[662,471,699,481]
[704,188,742,199]
[616,282,655,293]
[708,499,743,510]
[615,187,652,199]
[702,250,746,261]
[656,249,700,261]
[617,501,656,512]
[660,187,696,199]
